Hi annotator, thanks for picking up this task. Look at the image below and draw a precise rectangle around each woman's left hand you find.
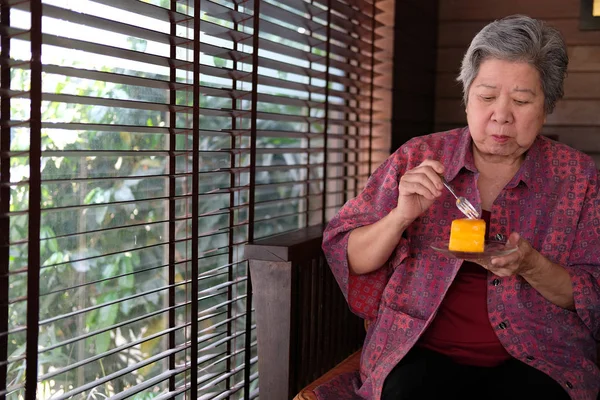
[475,232,541,278]
[474,232,575,310]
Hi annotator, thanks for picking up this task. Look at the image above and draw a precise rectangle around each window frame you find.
[0,0,388,398]
[580,0,600,30]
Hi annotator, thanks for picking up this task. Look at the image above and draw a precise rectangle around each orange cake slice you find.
[448,218,486,253]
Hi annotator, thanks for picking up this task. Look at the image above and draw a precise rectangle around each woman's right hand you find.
[395,159,445,223]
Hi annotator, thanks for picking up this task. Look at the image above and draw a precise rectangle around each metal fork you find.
[439,176,480,219]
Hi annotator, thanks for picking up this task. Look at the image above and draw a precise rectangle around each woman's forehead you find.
[472,59,542,90]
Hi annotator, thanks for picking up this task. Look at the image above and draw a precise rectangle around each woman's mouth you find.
[492,135,510,143]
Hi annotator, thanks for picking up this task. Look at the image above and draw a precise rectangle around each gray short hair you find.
[457,15,568,114]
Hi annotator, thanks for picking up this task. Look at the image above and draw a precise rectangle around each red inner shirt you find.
[418,210,512,367]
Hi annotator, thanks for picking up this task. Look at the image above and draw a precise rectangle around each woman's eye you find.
[514,100,529,105]
[480,96,494,102]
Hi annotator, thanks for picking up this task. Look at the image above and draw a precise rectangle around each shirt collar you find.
[444,127,477,182]
[444,126,543,190]
[507,135,542,189]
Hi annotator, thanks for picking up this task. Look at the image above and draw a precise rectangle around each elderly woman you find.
[323,15,600,400]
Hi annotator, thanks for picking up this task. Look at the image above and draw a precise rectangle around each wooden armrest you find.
[294,349,362,400]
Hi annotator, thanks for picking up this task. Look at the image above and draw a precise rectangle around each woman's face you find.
[466,58,547,161]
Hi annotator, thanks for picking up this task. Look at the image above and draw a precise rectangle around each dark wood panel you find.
[393,121,438,139]
[540,126,600,152]
[249,259,293,400]
[437,46,600,73]
[395,36,438,72]
[396,70,437,96]
[563,73,600,99]
[435,99,466,124]
[244,224,324,262]
[438,0,580,21]
[435,72,463,99]
[438,19,600,48]
[436,48,466,73]
[392,0,438,151]
[580,0,600,30]
[397,0,438,19]
[436,72,600,100]
[437,21,489,48]
[434,123,466,132]
[569,46,600,72]
[395,96,437,122]
[547,100,600,126]
[436,99,600,126]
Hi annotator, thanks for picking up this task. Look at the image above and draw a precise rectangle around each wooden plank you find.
[436,48,467,73]
[540,126,600,152]
[396,70,436,96]
[563,72,600,99]
[434,123,465,132]
[547,100,600,125]
[437,46,600,73]
[436,71,600,100]
[244,224,324,262]
[438,19,600,48]
[396,37,437,72]
[392,0,438,150]
[436,72,463,99]
[395,96,437,123]
[438,0,580,21]
[569,46,600,72]
[435,99,466,124]
[249,259,293,400]
[437,21,489,48]
[395,0,438,43]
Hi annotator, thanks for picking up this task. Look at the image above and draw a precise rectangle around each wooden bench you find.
[245,225,364,400]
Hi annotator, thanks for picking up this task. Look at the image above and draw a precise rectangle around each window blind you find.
[0,0,388,398]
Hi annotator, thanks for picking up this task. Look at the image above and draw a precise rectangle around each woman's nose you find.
[491,99,513,124]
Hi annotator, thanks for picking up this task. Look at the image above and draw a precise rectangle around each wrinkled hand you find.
[396,159,444,223]
[471,232,540,277]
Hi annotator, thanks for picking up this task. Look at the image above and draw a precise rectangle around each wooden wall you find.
[435,0,600,166]
[391,0,439,152]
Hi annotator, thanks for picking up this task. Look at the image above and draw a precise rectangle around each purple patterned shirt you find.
[322,128,600,400]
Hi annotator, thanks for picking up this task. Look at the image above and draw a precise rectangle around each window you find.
[0,0,387,398]
[580,0,600,29]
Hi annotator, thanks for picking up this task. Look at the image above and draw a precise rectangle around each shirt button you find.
[492,279,501,286]
[495,233,504,241]
[565,381,573,389]
[497,321,508,330]
[526,355,535,361]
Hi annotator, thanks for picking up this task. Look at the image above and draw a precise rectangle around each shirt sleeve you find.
[565,164,600,338]
[322,152,411,321]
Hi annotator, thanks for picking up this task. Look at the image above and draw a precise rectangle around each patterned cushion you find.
[294,350,362,400]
